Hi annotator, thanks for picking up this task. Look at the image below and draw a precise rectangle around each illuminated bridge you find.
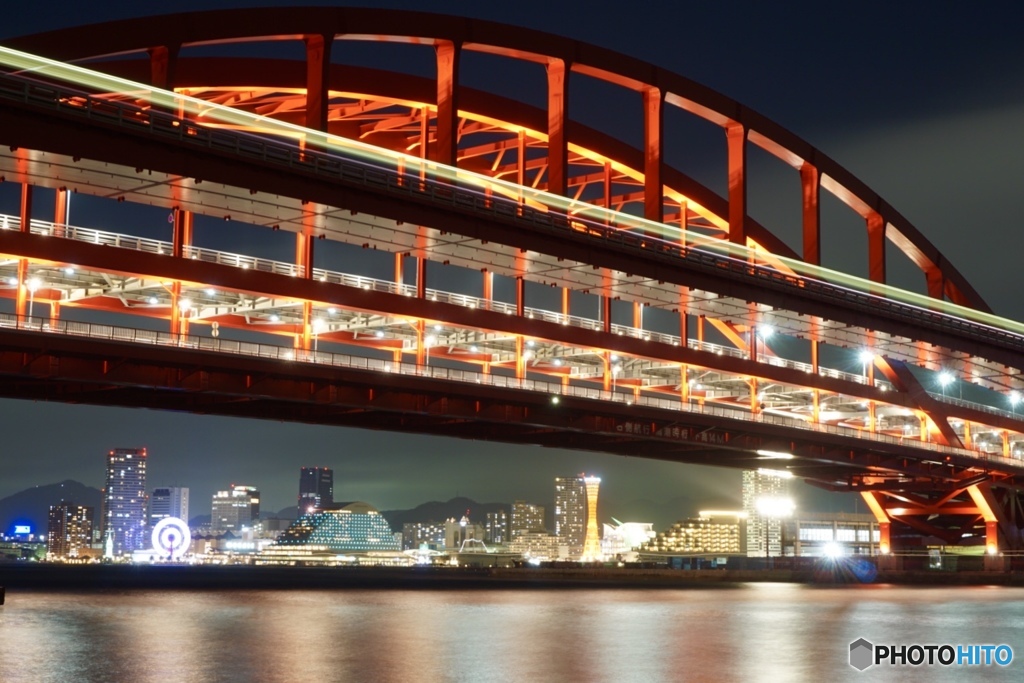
[2,9,1023,557]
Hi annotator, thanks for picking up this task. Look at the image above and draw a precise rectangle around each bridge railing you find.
[1,58,1023,358]
[0,312,1018,469]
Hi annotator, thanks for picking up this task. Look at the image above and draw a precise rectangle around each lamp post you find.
[311,318,326,353]
[612,363,621,394]
[1011,391,1021,418]
[859,350,874,385]
[26,277,41,320]
[754,324,773,362]
[756,495,795,567]
[939,371,954,399]
[177,298,192,343]
[424,334,436,366]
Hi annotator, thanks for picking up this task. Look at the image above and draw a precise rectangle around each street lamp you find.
[424,334,436,366]
[756,495,795,565]
[611,363,622,394]
[938,371,954,399]
[177,298,193,344]
[754,324,773,362]
[859,350,875,385]
[26,277,41,320]
[1010,391,1021,417]
[311,318,326,352]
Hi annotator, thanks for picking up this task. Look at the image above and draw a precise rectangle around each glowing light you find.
[755,496,795,517]
[178,298,192,312]
[759,325,773,338]
[756,468,794,479]
[327,307,337,315]
[756,450,795,460]
[63,267,75,275]
[204,287,216,296]
[269,314,280,322]
[147,297,159,305]
[1011,391,1021,406]
[26,277,41,293]
[551,396,560,405]
[822,541,843,559]
[859,349,875,363]
[938,372,954,387]
[375,330,385,338]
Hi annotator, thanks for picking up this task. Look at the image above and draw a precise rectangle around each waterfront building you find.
[508,530,561,560]
[101,448,148,557]
[402,521,446,550]
[742,469,793,557]
[47,502,94,558]
[582,476,602,561]
[639,511,746,555]
[211,485,261,532]
[298,466,334,513]
[554,475,586,557]
[257,501,403,565]
[600,520,656,559]
[150,487,189,526]
[444,515,486,550]
[485,509,508,544]
[787,512,881,557]
[510,501,545,538]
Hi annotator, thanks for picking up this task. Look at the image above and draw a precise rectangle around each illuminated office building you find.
[742,469,793,557]
[581,476,602,561]
[150,487,189,526]
[258,501,401,565]
[554,475,586,556]
[211,485,261,531]
[101,448,148,556]
[298,466,334,513]
[639,511,746,555]
[510,501,545,538]
[485,510,509,544]
[47,502,94,558]
[402,521,446,550]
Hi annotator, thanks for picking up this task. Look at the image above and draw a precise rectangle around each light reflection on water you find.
[2,584,1023,682]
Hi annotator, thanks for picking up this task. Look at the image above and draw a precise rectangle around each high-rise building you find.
[402,521,446,550]
[211,485,261,531]
[47,502,93,558]
[510,501,545,538]
[298,467,334,513]
[101,448,148,556]
[150,487,189,526]
[554,475,586,556]
[742,469,794,557]
[485,509,509,544]
[582,476,602,560]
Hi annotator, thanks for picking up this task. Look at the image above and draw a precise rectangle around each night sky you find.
[2,1,1023,523]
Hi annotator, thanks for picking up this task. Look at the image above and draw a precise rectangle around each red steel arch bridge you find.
[1,8,1024,558]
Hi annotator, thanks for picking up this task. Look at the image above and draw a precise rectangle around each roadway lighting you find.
[756,450,795,460]
[148,297,159,305]
[553,358,563,366]
[178,298,193,313]
[754,324,773,362]
[1011,391,1021,416]
[63,267,74,275]
[311,318,326,352]
[859,350,875,383]
[551,396,560,405]
[424,334,436,366]
[612,363,622,393]
[522,349,533,361]
[527,340,536,348]
[327,307,337,315]
[938,371,955,398]
[470,345,478,353]
[269,314,280,323]
[610,353,619,361]
[205,287,216,296]
[375,330,385,338]
[433,324,442,331]
[6,278,16,286]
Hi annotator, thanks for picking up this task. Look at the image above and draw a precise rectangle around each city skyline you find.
[0,1,1022,519]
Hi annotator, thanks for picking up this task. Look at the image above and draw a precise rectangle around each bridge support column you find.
[602,295,611,334]
[516,277,525,317]
[680,364,689,402]
[963,421,972,448]
[750,377,759,414]
[395,253,404,289]
[415,321,426,366]
[49,300,60,327]
[726,122,746,245]
[15,184,32,318]
[53,188,68,237]
[561,287,569,319]
[642,86,663,223]
[299,301,312,351]
[417,257,427,299]
[810,339,820,423]
[546,58,569,196]
[800,162,820,265]
[867,401,876,433]
[171,209,193,258]
[633,302,642,332]
[148,44,180,90]
[515,336,525,381]
[603,352,611,392]
[434,41,460,166]
[483,270,493,311]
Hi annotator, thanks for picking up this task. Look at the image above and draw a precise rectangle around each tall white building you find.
[554,475,586,557]
[211,485,261,532]
[150,487,189,526]
[742,469,793,557]
[101,448,148,557]
[510,501,545,538]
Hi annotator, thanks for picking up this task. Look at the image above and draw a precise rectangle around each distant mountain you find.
[188,514,211,528]
[381,497,509,532]
[0,480,102,535]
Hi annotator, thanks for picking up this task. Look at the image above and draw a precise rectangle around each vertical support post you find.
[602,352,611,392]
[16,184,32,318]
[867,211,886,284]
[800,162,820,265]
[986,521,999,556]
[517,129,526,205]
[633,302,642,332]
[50,300,60,327]
[53,188,68,237]
[483,270,493,310]
[868,401,876,433]
[642,86,663,223]
[416,257,427,299]
[879,522,891,555]
[395,253,404,288]
[726,122,747,245]
[546,58,569,196]
[148,44,180,89]
[515,336,525,380]
[516,277,525,317]
[170,280,182,336]
[697,315,705,345]
[434,41,460,166]
[415,320,425,367]
[296,233,314,280]
[919,413,929,442]
[1003,430,1010,458]
[750,377,759,414]
[925,264,945,301]
[19,183,32,234]
[603,161,612,221]
[680,364,689,402]
[602,295,611,333]
[561,288,570,319]
[172,209,193,259]
[303,33,333,132]
[300,301,312,351]
[963,421,972,448]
